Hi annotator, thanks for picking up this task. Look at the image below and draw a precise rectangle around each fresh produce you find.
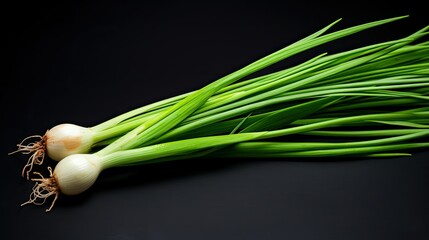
[17,16,429,212]
[11,16,411,179]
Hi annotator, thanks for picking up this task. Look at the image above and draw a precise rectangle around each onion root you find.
[21,167,59,212]
[9,133,48,179]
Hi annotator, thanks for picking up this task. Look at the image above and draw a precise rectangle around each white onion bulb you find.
[54,154,102,195]
[23,154,103,212]
[46,124,94,161]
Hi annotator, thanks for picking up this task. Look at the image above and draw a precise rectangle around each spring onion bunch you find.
[11,16,415,178]
[17,16,429,212]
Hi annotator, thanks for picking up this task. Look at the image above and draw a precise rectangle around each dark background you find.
[2,1,428,239]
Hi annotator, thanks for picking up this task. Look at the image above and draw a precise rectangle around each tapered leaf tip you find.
[391,15,409,21]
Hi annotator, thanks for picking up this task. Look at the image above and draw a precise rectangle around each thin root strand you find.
[9,133,48,179]
[22,167,59,212]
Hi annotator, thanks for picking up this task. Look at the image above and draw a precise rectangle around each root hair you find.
[21,167,59,212]
[9,132,48,179]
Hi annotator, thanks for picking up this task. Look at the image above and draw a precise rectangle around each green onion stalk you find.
[24,107,429,212]
[13,16,425,179]
[18,16,429,212]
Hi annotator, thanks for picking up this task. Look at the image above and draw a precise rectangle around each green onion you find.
[8,16,349,178]
[23,108,429,210]
[18,16,429,212]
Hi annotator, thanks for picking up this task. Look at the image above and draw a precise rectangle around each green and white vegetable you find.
[24,108,429,211]
[17,16,429,212]
[13,16,416,179]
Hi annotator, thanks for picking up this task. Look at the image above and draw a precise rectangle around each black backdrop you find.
[2,1,429,240]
